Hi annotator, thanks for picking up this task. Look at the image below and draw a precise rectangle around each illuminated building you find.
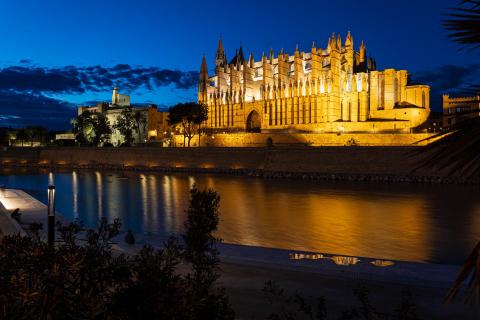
[443,94,480,128]
[198,33,430,133]
[77,88,169,145]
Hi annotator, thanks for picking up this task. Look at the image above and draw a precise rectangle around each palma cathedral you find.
[198,32,430,133]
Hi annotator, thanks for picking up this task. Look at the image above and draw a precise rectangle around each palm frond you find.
[444,241,480,305]
[444,1,480,51]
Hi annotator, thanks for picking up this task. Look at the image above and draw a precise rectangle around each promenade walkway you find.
[0,188,66,239]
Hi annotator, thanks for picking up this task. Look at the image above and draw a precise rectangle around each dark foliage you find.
[113,108,135,146]
[412,117,480,179]
[133,110,147,144]
[444,1,480,52]
[444,1,480,94]
[444,241,480,305]
[0,187,234,320]
[168,102,208,147]
[263,281,418,320]
[0,128,9,146]
[14,128,30,146]
[73,110,111,146]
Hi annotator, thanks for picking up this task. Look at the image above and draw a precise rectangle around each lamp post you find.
[47,185,56,246]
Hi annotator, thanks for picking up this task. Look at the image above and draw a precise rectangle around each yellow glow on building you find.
[198,33,430,134]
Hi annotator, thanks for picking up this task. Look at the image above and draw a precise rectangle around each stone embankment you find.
[0,146,478,185]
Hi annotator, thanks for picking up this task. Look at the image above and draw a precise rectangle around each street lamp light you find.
[47,185,56,246]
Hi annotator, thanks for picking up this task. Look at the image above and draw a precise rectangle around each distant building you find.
[443,94,480,128]
[78,88,169,146]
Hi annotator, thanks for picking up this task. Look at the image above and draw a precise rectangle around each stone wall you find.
[1,146,425,176]
[175,132,438,148]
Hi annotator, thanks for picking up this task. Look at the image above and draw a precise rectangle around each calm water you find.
[0,168,479,265]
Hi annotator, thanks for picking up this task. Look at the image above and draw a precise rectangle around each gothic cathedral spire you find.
[215,36,227,68]
[198,55,208,103]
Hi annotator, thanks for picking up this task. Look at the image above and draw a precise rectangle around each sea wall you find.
[0,146,477,183]
[1,146,420,175]
[174,132,438,147]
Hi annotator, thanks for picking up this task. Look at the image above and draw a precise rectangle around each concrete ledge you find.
[0,192,27,237]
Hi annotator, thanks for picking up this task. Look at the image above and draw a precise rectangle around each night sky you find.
[0,0,478,129]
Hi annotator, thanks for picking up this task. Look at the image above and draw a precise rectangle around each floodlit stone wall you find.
[0,146,423,176]
[174,133,438,147]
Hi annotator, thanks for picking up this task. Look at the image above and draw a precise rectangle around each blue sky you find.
[0,0,478,129]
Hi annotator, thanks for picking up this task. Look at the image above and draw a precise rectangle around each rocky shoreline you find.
[2,162,479,186]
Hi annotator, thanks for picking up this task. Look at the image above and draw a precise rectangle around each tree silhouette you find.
[113,108,136,146]
[72,111,111,146]
[133,110,147,143]
[168,102,208,147]
[15,128,29,147]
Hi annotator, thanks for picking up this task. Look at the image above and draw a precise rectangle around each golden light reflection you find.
[162,175,173,230]
[188,176,196,189]
[95,171,103,219]
[48,172,54,185]
[148,175,159,228]
[105,173,120,223]
[198,178,435,263]
[170,176,183,231]
[140,174,149,228]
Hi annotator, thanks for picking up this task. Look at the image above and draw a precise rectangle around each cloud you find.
[0,90,75,130]
[0,63,199,94]
[411,64,480,110]
[0,62,199,129]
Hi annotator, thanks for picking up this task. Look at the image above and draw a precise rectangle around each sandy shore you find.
[1,188,478,319]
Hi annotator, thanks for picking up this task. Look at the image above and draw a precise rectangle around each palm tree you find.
[445,242,480,305]
[444,1,480,52]
[444,1,480,94]
[442,0,480,305]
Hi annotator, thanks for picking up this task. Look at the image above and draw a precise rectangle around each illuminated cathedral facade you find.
[198,32,430,133]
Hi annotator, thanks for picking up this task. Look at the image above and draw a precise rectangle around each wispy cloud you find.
[0,62,199,129]
[0,63,199,94]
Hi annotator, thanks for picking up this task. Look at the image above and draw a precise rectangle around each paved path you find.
[0,188,66,239]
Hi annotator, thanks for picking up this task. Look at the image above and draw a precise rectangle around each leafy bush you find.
[0,186,234,320]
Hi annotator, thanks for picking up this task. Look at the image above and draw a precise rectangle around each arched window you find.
[304,62,312,72]
[422,92,426,108]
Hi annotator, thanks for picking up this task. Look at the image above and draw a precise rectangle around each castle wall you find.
[443,94,480,127]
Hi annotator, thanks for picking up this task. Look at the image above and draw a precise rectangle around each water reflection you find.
[95,172,103,219]
[72,171,78,219]
[1,169,479,265]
